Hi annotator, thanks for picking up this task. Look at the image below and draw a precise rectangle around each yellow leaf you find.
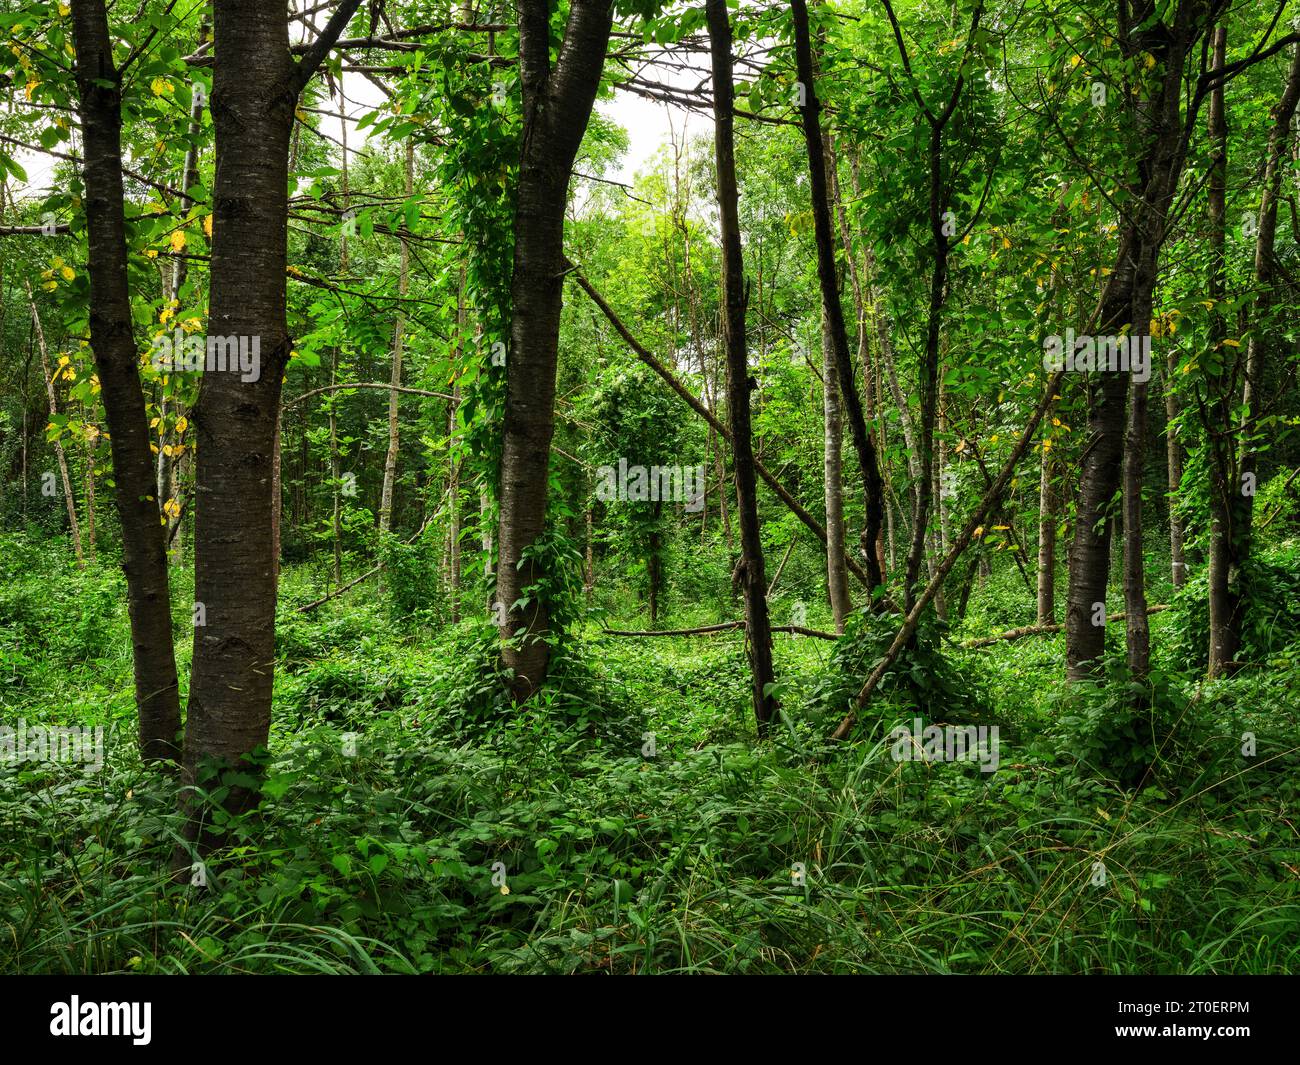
[151,77,173,97]
[203,215,213,238]
[58,1,70,14]
[170,230,187,253]
[175,416,188,434]
[61,266,75,281]
[1222,338,1240,348]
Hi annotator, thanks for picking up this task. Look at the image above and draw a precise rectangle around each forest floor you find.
[2,531,1298,974]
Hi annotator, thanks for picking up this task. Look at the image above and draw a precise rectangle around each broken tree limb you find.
[566,257,872,590]
[284,381,454,406]
[960,605,1170,649]
[831,368,1068,741]
[603,620,837,641]
[767,534,797,597]
[295,515,434,613]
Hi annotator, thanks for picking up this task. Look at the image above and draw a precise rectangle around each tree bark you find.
[790,0,884,594]
[707,0,778,735]
[184,0,361,826]
[379,136,413,537]
[1221,39,1300,672]
[1067,1,1207,680]
[496,0,613,701]
[68,0,182,761]
[822,307,850,632]
[1163,353,1185,588]
[1037,446,1056,624]
[26,281,84,567]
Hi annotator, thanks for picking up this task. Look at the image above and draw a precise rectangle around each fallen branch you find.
[285,381,454,406]
[603,621,837,641]
[960,605,1170,649]
[295,515,434,613]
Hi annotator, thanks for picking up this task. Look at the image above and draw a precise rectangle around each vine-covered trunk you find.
[496,0,612,701]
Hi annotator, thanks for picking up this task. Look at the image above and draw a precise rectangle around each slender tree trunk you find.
[184,0,361,829]
[1068,2,1205,680]
[1037,447,1056,624]
[328,348,343,587]
[496,0,613,701]
[790,0,884,594]
[1163,353,1185,588]
[83,418,97,561]
[447,267,465,621]
[648,499,662,626]
[25,282,84,566]
[67,0,182,761]
[1218,40,1300,673]
[1121,331,1151,682]
[823,307,851,632]
[584,504,594,601]
[707,0,778,735]
[379,137,413,536]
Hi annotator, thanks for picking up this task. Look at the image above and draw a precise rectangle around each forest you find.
[0,0,1298,981]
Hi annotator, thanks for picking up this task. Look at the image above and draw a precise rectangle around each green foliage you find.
[805,607,991,732]
[1168,544,1300,671]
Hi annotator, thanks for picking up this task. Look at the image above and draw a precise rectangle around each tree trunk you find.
[707,0,778,735]
[1220,40,1300,672]
[1163,353,1185,588]
[822,307,851,632]
[1037,447,1056,624]
[496,0,613,701]
[83,418,97,562]
[184,0,361,826]
[68,0,182,761]
[1068,2,1207,680]
[379,137,413,537]
[25,282,84,567]
[790,0,884,594]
